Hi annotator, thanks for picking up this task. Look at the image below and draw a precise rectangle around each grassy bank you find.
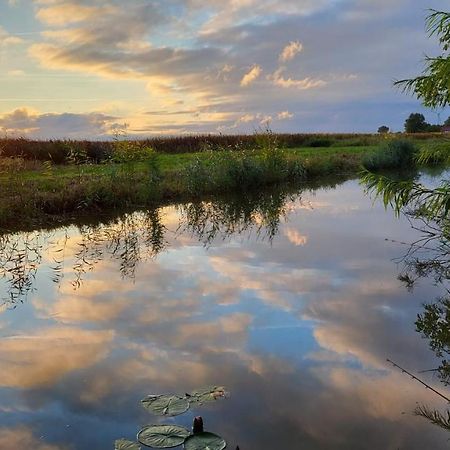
[0,132,444,162]
[0,134,448,229]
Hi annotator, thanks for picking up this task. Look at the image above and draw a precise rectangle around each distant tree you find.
[444,116,450,127]
[404,113,429,133]
[428,124,443,132]
[377,125,390,134]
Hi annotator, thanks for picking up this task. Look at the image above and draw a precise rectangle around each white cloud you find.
[240,65,262,87]
[277,110,294,120]
[270,67,326,90]
[279,40,303,62]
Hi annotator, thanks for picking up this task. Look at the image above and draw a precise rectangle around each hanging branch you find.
[387,359,450,403]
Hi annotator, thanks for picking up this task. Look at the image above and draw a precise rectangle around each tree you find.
[444,116,450,127]
[395,10,450,108]
[377,125,389,134]
[404,112,429,133]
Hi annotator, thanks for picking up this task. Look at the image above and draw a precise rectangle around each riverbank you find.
[0,137,447,230]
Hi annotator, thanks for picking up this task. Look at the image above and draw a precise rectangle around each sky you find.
[0,0,449,139]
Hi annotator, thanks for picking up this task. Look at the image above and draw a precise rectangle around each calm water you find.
[0,175,449,449]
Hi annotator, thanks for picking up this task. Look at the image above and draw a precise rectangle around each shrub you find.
[303,137,332,148]
[362,139,418,171]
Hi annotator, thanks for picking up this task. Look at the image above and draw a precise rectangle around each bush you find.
[362,139,418,171]
[303,137,332,148]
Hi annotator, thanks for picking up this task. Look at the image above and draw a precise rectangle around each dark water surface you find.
[0,176,449,449]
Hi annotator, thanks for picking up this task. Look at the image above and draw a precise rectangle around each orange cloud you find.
[240,65,262,87]
[0,427,68,450]
[0,327,114,388]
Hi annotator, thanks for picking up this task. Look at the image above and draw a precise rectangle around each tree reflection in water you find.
[0,183,318,307]
[363,169,450,433]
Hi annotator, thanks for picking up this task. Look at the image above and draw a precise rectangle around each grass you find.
[0,132,443,161]
[0,133,448,230]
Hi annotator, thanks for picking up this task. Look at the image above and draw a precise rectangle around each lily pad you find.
[115,439,141,450]
[138,424,190,449]
[184,432,226,450]
[189,387,227,405]
[142,395,190,416]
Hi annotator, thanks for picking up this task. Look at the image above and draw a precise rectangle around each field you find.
[0,132,448,229]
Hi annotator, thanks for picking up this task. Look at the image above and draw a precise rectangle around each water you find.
[0,176,449,449]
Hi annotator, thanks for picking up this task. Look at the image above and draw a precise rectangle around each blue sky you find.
[0,0,449,138]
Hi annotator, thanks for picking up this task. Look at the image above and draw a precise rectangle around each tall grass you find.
[0,132,443,162]
[182,132,306,197]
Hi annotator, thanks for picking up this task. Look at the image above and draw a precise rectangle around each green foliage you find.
[184,433,226,450]
[377,126,390,134]
[415,405,450,432]
[115,439,140,450]
[187,386,227,405]
[182,131,306,197]
[416,296,450,384]
[361,140,418,171]
[137,425,190,449]
[66,143,90,165]
[141,395,190,417]
[395,10,450,108]
[404,113,429,133]
[361,170,450,219]
[126,387,228,450]
[417,141,450,165]
[303,137,332,147]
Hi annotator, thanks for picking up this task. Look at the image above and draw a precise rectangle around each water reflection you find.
[1,177,450,449]
[362,168,450,434]
[0,186,308,306]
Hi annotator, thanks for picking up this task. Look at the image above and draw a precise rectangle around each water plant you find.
[115,386,229,450]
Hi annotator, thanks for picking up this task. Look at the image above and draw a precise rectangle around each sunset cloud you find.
[0,26,23,46]
[270,67,327,89]
[0,108,118,138]
[279,40,303,62]
[240,65,262,87]
[0,0,447,135]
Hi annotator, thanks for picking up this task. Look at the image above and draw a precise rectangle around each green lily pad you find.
[184,432,226,450]
[142,395,190,416]
[115,439,141,450]
[138,424,190,449]
[189,386,227,405]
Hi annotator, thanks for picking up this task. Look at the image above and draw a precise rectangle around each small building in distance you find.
[442,126,450,133]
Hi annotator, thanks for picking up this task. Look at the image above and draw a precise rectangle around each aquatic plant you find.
[115,386,229,450]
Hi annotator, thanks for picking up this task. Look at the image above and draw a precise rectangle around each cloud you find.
[240,65,262,87]
[270,67,326,89]
[279,40,303,62]
[3,0,447,135]
[0,327,114,388]
[0,427,68,450]
[277,110,294,120]
[36,3,110,26]
[0,108,118,138]
[0,26,24,47]
[7,69,25,76]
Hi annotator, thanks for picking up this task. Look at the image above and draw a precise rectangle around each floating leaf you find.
[115,439,141,450]
[142,395,190,416]
[138,425,190,449]
[184,432,226,450]
[189,386,227,405]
